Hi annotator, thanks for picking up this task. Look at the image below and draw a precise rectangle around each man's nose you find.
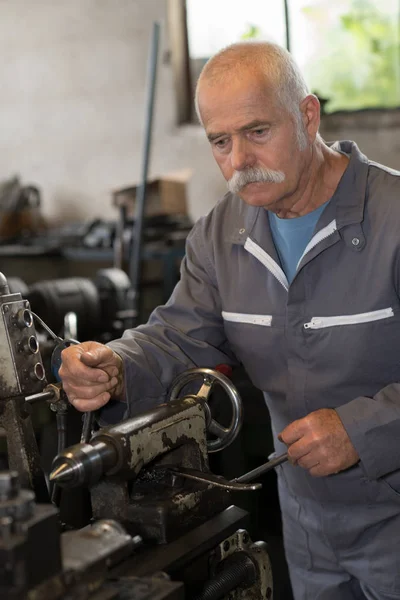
[230,138,255,171]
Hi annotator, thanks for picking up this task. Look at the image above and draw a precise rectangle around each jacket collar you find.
[318,140,369,230]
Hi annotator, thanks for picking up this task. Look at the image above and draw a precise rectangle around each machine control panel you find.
[0,295,46,398]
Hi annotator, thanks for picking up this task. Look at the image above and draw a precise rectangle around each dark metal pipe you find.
[127,21,161,327]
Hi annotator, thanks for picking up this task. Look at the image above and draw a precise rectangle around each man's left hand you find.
[278,408,359,477]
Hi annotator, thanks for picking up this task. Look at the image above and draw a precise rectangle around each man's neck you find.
[275,141,350,219]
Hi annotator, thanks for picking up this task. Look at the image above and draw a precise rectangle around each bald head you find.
[195,42,309,127]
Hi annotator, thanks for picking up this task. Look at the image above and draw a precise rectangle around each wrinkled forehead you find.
[197,75,286,129]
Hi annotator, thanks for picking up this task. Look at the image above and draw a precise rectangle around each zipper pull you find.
[304,318,322,329]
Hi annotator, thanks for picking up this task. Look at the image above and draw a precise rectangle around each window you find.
[169,0,400,122]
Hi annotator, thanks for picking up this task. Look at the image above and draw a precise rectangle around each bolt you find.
[266,587,272,598]
[223,540,230,552]
[242,532,249,544]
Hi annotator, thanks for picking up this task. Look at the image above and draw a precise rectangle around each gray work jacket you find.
[108,141,400,507]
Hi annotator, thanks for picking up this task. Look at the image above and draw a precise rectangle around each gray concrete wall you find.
[0,0,399,227]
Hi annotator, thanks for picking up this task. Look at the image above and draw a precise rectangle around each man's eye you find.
[253,128,267,136]
[214,138,228,148]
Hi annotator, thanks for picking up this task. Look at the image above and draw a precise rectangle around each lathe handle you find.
[168,367,243,453]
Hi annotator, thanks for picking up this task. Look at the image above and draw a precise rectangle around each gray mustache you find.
[228,167,285,194]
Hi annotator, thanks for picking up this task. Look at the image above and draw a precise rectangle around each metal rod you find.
[284,0,291,52]
[25,389,57,404]
[114,205,127,269]
[169,452,288,491]
[234,452,288,483]
[51,410,68,506]
[80,411,95,444]
[127,21,161,327]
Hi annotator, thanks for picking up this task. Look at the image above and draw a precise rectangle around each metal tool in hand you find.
[169,366,243,453]
[50,335,94,443]
[170,451,289,492]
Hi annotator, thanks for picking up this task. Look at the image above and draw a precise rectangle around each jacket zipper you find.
[244,238,289,291]
[304,307,394,330]
[297,219,337,269]
[222,311,273,326]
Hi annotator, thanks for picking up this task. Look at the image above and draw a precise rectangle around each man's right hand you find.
[58,341,124,412]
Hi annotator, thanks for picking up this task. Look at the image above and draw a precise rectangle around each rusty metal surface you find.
[91,464,231,544]
[127,469,231,543]
[0,397,49,502]
[0,297,46,398]
[93,395,208,478]
[51,395,209,489]
[0,281,49,502]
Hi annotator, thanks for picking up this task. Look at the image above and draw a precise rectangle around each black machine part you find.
[28,277,101,338]
[95,267,134,331]
[0,471,183,600]
[112,506,273,600]
[1,470,272,600]
[194,528,273,600]
[0,471,61,598]
[22,267,132,341]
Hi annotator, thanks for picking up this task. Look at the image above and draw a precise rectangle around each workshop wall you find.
[0,0,224,226]
[0,0,399,227]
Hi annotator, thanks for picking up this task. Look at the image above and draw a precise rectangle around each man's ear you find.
[300,94,320,142]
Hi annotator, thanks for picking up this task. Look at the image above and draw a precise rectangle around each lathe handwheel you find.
[169,367,243,453]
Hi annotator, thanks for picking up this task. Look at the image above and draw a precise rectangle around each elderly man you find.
[59,42,400,599]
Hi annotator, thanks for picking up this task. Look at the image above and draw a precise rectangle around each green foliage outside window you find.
[238,1,400,113]
[302,0,400,112]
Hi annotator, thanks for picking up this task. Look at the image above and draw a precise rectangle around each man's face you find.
[198,75,311,212]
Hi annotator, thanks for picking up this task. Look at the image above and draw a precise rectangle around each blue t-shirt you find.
[269,201,329,284]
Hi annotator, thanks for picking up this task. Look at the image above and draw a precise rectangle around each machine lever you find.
[169,467,262,491]
[170,451,288,491]
[81,411,95,444]
[235,452,289,483]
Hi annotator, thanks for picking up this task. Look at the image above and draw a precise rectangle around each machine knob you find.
[14,308,33,329]
[19,335,39,355]
[28,362,45,381]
